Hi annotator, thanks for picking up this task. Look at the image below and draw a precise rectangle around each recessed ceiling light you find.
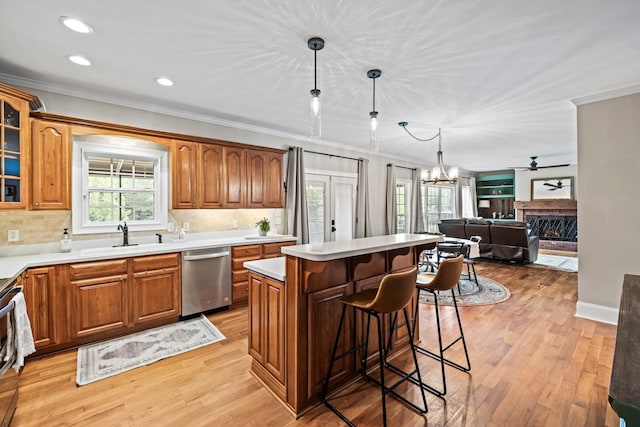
[59,16,94,34]
[67,55,92,66]
[155,77,174,87]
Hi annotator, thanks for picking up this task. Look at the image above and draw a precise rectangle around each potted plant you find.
[255,217,271,236]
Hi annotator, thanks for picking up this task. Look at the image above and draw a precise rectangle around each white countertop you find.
[0,233,297,281]
[243,257,285,282]
[281,233,442,262]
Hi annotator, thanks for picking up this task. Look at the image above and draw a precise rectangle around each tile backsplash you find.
[0,209,284,245]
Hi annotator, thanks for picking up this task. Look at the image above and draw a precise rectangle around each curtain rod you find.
[388,163,417,171]
[304,150,361,162]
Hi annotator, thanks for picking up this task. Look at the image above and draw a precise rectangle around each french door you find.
[305,174,356,243]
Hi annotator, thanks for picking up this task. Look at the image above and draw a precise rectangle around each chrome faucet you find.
[117,222,129,246]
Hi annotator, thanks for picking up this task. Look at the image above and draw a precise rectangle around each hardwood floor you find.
[13,262,619,426]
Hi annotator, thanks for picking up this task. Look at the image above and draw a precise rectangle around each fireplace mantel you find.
[514,200,577,210]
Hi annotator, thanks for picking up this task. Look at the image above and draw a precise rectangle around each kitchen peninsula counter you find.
[245,233,440,417]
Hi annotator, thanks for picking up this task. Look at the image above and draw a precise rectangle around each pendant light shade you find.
[368,69,381,152]
[308,37,324,139]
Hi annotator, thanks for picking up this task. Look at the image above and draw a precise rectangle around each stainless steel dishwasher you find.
[181,247,232,317]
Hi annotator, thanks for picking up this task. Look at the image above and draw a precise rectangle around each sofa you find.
[438,218,539,263]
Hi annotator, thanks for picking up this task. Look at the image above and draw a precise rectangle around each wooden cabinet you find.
[248,272,286,385]
[68,259,129,338]
[23,267,57,349]
[30,120,71,210]
[131,253,181,324]
[172,140,199,208]
[247,151,284,208]
[232,241,296,302]
[223,146,246,208]
[0,83,35,209]
[232,244,261,302]
[200,144,224,208]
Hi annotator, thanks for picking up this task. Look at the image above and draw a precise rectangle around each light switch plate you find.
[232,220,238,229]
[182,222,190,232]
[167,222,175,232]
[7,229,19,242]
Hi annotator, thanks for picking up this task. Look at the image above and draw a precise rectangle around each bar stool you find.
[412,255,471,397]
[321,267,428,427]
[464,236,481,285]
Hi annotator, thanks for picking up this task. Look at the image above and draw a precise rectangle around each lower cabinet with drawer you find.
[231,241,296,303]
[24,253,182,356]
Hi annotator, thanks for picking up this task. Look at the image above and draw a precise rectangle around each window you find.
[396,179,411,233]
[461,185,474,219]
[72,135,169,234]
[422,184,454,232]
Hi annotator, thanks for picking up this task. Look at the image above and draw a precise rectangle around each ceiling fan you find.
[544,180,564,191]
[511,156,570,171]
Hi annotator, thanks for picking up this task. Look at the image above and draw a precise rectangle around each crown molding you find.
[571,83,640,106]
[0,73,425,166]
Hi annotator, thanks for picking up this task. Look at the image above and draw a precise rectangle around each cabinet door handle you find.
[122,275,128,281]
[192,203,196,207]
[34,202,40,207]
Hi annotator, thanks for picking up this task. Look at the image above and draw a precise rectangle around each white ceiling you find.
[1,0,640,171]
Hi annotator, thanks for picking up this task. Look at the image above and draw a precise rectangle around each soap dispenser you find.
[60,228,72,253]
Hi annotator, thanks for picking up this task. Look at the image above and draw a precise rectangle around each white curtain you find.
[285,147,309,244]
[455,180,463,218]
[410,168,425,233]
[469,176,478,217]
[355,158,371,238]
[385,164,397,235]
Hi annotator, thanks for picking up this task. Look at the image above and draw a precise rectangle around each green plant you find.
[255,217,271,233]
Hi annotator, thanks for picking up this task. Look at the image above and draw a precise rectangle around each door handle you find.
[183,252,230,261]
[331,226,336,232]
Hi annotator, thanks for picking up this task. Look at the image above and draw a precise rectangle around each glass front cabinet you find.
[0,83,35,209]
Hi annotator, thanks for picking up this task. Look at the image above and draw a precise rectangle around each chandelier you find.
[398,122,458,184]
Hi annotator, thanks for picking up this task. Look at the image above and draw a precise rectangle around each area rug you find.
[417,274,510,306]
[76,315,225,386]
[533,254,579,272]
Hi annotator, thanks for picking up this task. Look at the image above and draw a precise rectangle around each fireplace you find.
[513,200,578,252]
[526,215,577,242]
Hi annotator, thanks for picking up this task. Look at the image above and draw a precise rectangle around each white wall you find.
[514,165,578,201]
[575,91,640,324]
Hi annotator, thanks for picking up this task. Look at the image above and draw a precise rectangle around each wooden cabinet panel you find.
[232,244,261,258]
[264,277,285,382]
[262,241,296,258]
[172,140,198,208]
[246,151,284,208]
[23,267,57,349]
[307,284,355,401]
[247,151,266,208]
[131,253,179,272]
[70,274,128,338]
[223,146,246,208]
[200,144,223,208]
[248,272,286,385]
[248,274,263,362]
[265,152,284,208]
[69,259,128,281]
[30,120,71,210]
[132,267,180,324]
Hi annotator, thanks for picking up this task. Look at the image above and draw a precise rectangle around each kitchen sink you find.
[78,243,170,257]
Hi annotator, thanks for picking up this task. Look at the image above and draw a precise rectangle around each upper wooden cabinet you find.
[30,120,71,210]
[247,151,284,208]
[172,140,199,208]
[223,146,246,208]
[0,83,36,210]
[200,144,224,208]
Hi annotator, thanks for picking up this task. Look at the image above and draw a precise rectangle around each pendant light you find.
[367,69,381,152]
[308,37,324,139]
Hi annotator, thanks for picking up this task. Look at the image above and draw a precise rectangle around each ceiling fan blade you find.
[536,163,571,169]
[543,182,557,188]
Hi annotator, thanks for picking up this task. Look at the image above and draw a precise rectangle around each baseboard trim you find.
[575,301,619,325]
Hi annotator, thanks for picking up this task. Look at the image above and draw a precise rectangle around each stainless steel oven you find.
[0,280,21,426]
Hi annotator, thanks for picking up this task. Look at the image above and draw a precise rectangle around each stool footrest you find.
[415,345,471,373]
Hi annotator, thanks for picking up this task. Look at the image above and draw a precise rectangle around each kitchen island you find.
[244,233,440,417]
